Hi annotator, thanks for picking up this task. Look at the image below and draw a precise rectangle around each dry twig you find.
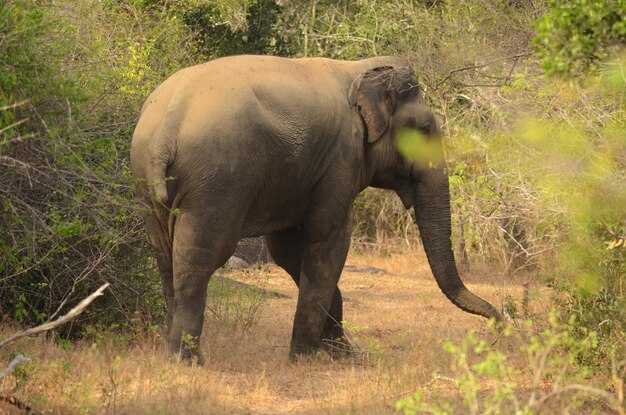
[0,283,110,349]
[0,354,29,381]
[435,51,533,90]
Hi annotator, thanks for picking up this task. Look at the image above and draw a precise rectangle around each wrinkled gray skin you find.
[131,55,502,362]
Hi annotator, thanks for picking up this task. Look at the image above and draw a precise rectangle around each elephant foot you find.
[288,340,319,363]
[192,353,205,366]
[172,348,204,366]
[289,335,354,362]
[168,334,204,366]
[321,325,353,359]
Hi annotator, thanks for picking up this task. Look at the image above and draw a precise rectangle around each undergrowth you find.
[397,315,625,415]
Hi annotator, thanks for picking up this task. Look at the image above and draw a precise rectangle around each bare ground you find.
[0,250,577,414]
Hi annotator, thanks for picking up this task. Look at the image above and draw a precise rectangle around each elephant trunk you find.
[413,167,503,322]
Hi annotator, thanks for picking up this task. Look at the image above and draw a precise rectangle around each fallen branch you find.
[0,354,29,381]
[0,283,110,349]
[0,283,107,415]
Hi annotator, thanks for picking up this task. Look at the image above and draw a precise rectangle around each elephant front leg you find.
[290,220,351,360]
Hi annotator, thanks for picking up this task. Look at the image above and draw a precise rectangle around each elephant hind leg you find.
[143,210,175,336]
[265,227,305,278]
[290,219,351,360]
[266,228,347,352]
[170,210,240,362]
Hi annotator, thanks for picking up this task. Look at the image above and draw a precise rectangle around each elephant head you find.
[350,65,503,322]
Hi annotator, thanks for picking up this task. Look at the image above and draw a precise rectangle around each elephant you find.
[130,55,503,362]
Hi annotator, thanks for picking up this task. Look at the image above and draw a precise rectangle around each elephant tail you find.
[151,159,169,205]
[149,115,178,205]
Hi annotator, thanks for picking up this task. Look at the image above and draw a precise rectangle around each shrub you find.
[182,0,293,59]
[535,0,626,77]
[205,275,271,335]
[396,316,625,414]
[0,0,198,333]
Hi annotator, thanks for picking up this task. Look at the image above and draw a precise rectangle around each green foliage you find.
[0,0,79,112]
[69,0,197,119]
[205,275,271,334]
[534,0,626,77]
[0,0,193,332]
[396,316,624,415]
[182,0,293,59]
[277,0,539,93]
[445,58,625,371]
[181,332,198,352]
[352,189,418,249]
[518,67,625,369]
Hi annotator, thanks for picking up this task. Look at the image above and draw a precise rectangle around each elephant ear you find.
[349,66,397,143]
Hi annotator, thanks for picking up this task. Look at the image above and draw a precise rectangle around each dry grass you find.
[0,249,550,414]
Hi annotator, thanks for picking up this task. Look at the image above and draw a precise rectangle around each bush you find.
[0,0,198,333]
[535,0,626,77]
[205,275,271,334]
[182,0,293,59]
[396,316,625,414]
[352,189,418,251]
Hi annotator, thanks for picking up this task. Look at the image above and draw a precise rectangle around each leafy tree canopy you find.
[534,0,626,77]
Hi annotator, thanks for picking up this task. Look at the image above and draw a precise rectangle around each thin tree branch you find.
[0,99,29,111]
[0,283,110,349]
[0,118,29,135]
[435,52,533,90]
